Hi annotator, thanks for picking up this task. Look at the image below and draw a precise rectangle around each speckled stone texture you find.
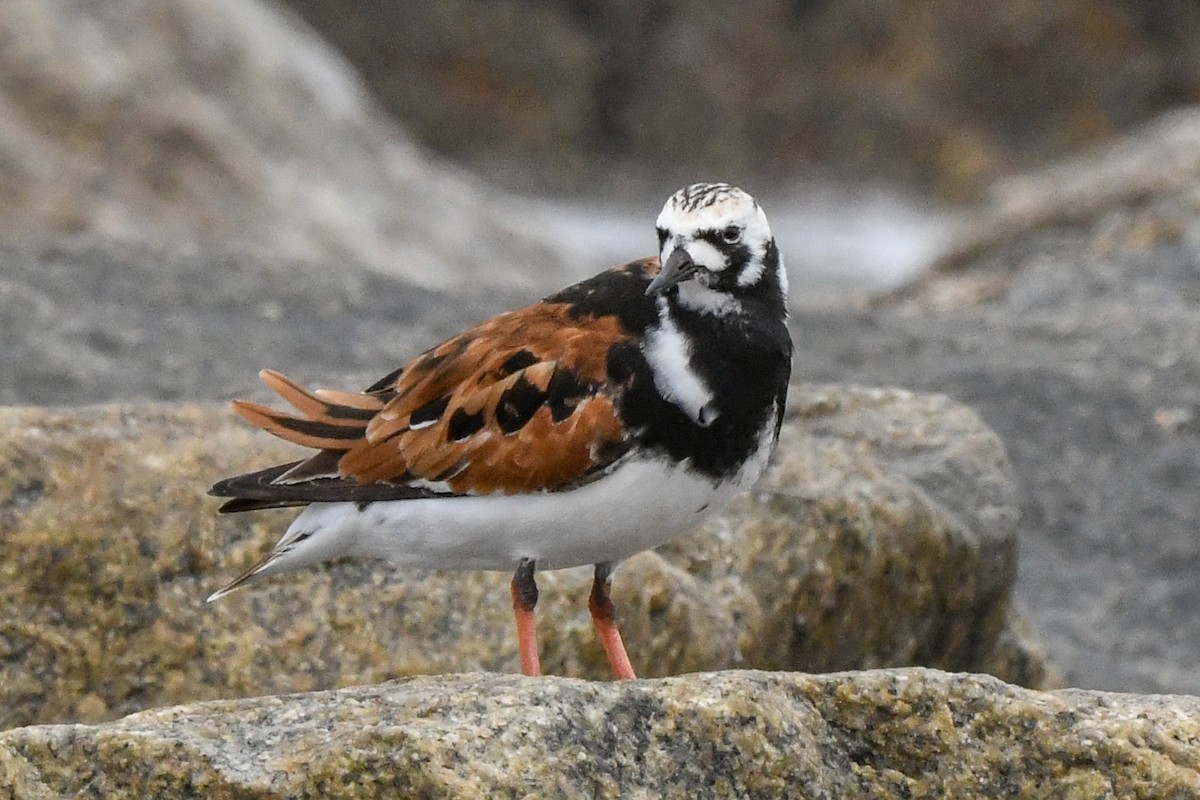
[0,385,1042,730]
[2,669,1197,799]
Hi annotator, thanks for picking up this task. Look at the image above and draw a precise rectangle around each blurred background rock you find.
[281,0,1200,201]
[10,0,1200,296]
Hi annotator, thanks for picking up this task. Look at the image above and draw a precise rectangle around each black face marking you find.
[691,230,755,285]
[682,233,756,293]
[756,240,786,305]
[409,395,451,427]
[656,226,669,249]
[495,375,547,434]
[498,350,539,376]
[546,366,589,422]
[446,407,485,441]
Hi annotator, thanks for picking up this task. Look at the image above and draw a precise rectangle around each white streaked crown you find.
[656,183,773,281]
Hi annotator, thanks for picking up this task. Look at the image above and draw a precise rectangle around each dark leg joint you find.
[512,557,538,612]
[589,562,616,620]
[588,561,636,679]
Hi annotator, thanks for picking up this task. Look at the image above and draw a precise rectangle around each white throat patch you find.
[676,280,742,316]
[642,298,719,426]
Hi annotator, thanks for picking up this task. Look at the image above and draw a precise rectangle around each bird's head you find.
[648,183,786,310]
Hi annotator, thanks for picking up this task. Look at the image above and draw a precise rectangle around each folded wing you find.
[210,300,637,511]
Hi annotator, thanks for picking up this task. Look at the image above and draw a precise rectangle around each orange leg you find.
[589,562,637,680]
[510,558,541,677]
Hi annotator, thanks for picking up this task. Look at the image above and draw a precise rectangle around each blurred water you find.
[528,182,962,306]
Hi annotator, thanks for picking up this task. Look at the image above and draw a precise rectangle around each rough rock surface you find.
[0,384,1037,730]
[281,0,1200,196]
[2,669,1197,798]
[0,0,564,291]
[797,108,1200,693]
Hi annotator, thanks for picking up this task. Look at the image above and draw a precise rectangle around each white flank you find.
[276,457,742,573]
[642,299,718,426]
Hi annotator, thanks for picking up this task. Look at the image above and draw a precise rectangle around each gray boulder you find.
[0,382,1041,730]
[0,0,564,291]
[2,669,1196,798]
[798,107,1200,693]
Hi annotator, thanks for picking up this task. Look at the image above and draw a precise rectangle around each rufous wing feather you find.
[219,298,639,505]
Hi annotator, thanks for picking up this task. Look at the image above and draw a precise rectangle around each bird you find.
[207,182,792,680]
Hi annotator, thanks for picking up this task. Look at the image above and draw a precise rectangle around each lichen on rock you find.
[1,669,1196,798]
[0,384,1041,731]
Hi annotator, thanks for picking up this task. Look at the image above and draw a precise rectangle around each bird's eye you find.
[721,226,741,244]
[656,227,669,247]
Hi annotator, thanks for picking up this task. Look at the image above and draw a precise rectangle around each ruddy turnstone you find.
[208,182,792,679]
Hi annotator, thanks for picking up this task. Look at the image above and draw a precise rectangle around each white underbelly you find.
[286,458,740,571]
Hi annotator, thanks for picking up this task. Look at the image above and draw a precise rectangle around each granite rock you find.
[2,669,1196,798]
[0,384,1038,730]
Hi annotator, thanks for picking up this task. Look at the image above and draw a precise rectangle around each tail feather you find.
[206,547,280,601]
[231,369,382,450]
[209,460,450,513]
[215,496,309,513]
[212,370,443,514]
[275,449,344,484]
[231,400,364,450]
[260,369,378,421]
[314,387,386,411]
[210,461,304,504]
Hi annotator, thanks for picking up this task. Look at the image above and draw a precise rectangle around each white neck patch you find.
[737,258,765,287]
[641,299,719,426]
